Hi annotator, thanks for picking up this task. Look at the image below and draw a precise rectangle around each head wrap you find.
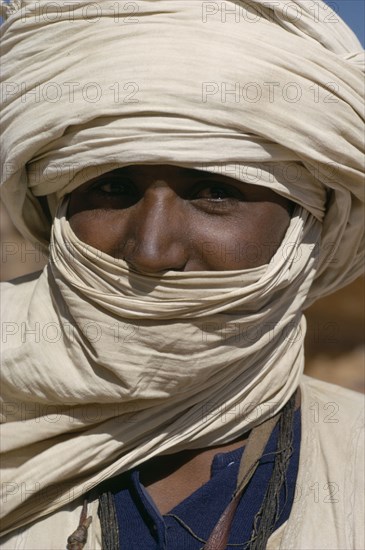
[1,0,364,302]
[0,0,364,536]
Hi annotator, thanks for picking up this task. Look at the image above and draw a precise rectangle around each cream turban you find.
[0,0,364,537]
[0,0,364,304]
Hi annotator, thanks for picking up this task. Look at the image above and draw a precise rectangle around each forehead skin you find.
[67,164,293,272]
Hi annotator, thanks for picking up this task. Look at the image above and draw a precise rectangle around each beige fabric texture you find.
[1,205,318,532]
[0,0,364,543]
[1,376,363,549]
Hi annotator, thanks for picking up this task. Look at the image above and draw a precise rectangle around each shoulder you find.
[1,270,43,314]
[302,375,364,520]
[1,270,43,293]
[1,271,45,349]
[300,374,364,426]
[1,270,43,289]
[300,374,364,461]
[279,376,364,548]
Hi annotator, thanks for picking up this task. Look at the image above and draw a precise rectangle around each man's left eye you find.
[193,183,240,200]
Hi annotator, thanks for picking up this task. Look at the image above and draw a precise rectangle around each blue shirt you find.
[108,410,300,549]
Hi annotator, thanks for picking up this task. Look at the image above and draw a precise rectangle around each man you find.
[1,1,364,548]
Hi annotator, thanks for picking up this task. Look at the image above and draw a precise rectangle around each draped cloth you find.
[0,0,364,538]
[1,205,318,534]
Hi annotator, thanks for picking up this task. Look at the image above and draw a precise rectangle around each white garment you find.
[1,375,363,549]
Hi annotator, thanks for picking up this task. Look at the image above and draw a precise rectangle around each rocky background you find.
[1,202,364,393]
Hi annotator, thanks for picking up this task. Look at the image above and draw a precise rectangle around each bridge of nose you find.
[124,182,188,272]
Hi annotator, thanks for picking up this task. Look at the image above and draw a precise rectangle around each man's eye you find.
[94,179,134,196]
[193,184,240,201]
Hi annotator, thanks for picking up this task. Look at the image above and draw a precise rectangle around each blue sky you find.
[1,1,364,45]
[327,0,365,45]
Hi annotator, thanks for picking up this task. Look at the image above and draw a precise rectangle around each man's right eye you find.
[93,179,135,196]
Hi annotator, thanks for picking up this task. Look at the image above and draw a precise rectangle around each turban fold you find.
[0,0,364,536]
[0,0,364,303]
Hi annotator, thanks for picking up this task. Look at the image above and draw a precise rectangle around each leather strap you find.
[203,412,280,550]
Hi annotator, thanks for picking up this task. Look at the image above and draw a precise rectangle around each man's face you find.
[67,164,293,272]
